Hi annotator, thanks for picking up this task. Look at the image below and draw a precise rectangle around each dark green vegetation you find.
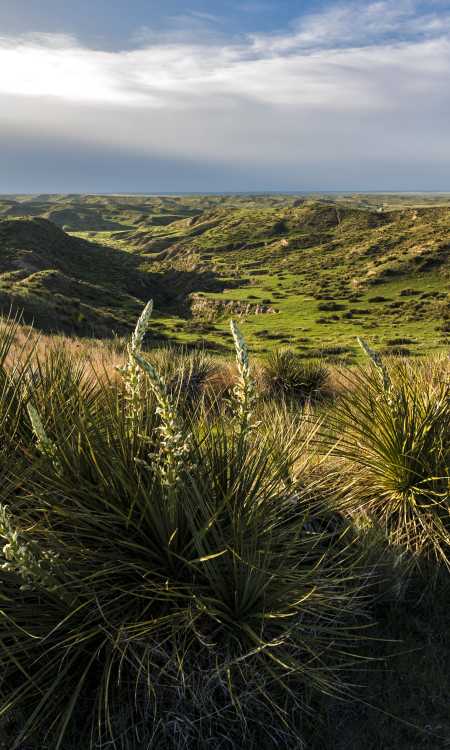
[262,349,330,401]
[0,308,448,749]
[0,193,448,357]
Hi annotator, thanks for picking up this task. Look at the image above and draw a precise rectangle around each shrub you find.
[262,349,329,401]
[319,345,353,356]
[400,288,420,297]
[324,341,450,566]
[0,311,368,749]
[317,301,345,312]
[386,338,416,346]
[148,345,219,409]
[348,308,370,315]
[380,345,413,357]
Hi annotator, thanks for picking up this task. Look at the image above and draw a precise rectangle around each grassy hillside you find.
[83,199,449,360]
[0,217,169,336]
[0,194,448,356]
[0,217,228,338]
[0,193,300,231]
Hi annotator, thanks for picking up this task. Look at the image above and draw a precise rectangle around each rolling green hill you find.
[90,199,449,360]
[0,217,167,336]
[0,194,448,357]
[0,217,228,338]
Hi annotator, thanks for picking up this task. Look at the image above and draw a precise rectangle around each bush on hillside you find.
[262,349,330,402]
[147,345,219,409]
[317,301,345,312]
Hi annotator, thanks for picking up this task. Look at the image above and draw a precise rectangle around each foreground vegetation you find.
[0,306,448,749]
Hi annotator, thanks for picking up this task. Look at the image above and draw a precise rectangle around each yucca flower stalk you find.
[132,350,192,488]
[27,401,63,476]
[0,504,65,598]
[120,300,153,429]
[357,336,391,393]
[230,319,257,440]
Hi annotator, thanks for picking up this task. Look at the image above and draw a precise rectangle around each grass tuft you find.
[262,349,330,402]
[325,350,450,566]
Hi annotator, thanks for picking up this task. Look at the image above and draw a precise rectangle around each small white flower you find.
[0,504,67,599]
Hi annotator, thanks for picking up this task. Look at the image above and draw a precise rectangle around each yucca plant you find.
[324,342,450,567]
[262,349,329,403]
[0,315,38,491]
[27,342,101,421]
[148,344,219,413]
[0,311,371,749]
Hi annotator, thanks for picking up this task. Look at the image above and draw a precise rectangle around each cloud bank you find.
[1,0,450,191]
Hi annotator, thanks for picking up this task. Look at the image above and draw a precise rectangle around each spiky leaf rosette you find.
[324,355,450,566]
[263,349,329,402]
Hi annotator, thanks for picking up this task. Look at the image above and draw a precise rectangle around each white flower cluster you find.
[131,300,154,353]
[230,319,257,440]
[119,300,154,429]
[0,504,62,595]
[27,402,62,475]
[132,351,192,488]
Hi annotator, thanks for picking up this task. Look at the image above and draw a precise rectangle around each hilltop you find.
[0,193,295,232]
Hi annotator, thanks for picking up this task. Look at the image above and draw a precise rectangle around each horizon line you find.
[2,190,450,197]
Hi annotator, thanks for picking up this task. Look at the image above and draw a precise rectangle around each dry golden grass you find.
[3,323,127,383]
[3,320,448,408]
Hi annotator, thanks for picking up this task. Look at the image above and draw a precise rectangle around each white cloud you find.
[0,0,449,189]
[249,1,450,52]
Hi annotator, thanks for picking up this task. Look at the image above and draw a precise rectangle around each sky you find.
[1,0,450,193]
